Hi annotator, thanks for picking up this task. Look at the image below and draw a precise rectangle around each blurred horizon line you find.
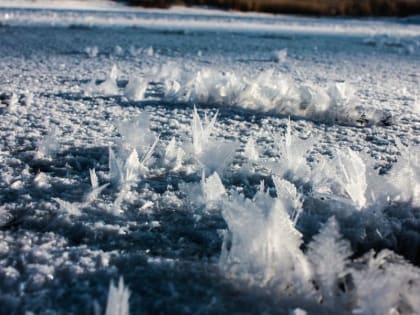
[115,0,420,16]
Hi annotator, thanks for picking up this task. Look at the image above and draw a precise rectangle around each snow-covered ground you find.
[0,2,419,314]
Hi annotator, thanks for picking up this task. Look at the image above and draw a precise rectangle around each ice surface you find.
[0,3,419,315]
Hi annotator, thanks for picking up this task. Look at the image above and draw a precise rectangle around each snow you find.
[0,1,419,314]
[0,0,125,11]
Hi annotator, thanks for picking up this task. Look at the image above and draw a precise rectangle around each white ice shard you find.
[272,48,287,63]
[307,217,351,305]
[312,147,367,210]
[105,277,130,315]
[220,183,312,291]
[272,176,303,224]
[85,46,98,58]
[164,137,185,171]
[191,106,218,155]
[36,127,59,160]
[201,171,226,203]
[125,77,148,101]
[53,198,81,217]
[267,118,313,182]
[86,168,109,203]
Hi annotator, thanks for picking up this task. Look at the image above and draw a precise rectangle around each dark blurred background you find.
[115,0,420,16]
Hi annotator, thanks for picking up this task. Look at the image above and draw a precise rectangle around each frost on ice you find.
[85,64,119,96]
[272,48,288,63]
[267,118,313,183]
[1,6,420,315]
[164,137,185,171]
[311,147,368,210]
[307,217,351,307]
[36,126,59,160]
[86,168,109,203]
[120,63,365,125]
[201,171,226,204]
[220,182,312,292]
[105,277,130,315]
[188,107,237,174]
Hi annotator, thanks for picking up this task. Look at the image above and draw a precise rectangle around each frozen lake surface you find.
[0,2,419,314]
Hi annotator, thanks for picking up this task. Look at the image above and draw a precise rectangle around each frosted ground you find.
[0,2,420,314]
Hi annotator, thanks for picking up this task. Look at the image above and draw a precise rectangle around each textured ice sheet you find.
[0,3,419,315]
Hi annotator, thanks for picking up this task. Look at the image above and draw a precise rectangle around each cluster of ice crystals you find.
[122,63,364,125]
